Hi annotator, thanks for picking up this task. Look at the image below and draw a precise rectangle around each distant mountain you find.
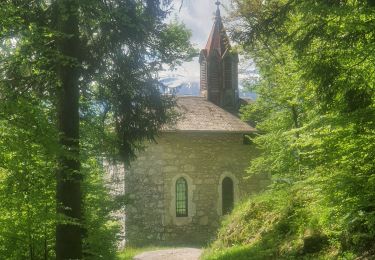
[160,75,257,100]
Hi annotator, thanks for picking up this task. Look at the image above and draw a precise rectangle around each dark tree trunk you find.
[55,1,82,259]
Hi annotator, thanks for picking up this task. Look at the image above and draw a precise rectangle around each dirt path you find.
[133,248,202,260]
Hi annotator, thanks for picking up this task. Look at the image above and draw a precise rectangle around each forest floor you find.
[133,248,202,260]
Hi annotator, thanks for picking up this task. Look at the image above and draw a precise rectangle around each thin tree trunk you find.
[291,105,299,136]
[56,1,82,259]
[291,104,302,175]
[44,226,48,260]
[44,202,48,260]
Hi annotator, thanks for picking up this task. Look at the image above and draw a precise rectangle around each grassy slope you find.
[202,183,359,260]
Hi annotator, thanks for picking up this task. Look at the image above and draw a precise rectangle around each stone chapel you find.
[124,3,269,246]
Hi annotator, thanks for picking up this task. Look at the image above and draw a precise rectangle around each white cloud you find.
[172,0,232,46]
[163,1,232,85]
[163,0,257,94]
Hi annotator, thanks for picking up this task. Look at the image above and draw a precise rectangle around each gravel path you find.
[133,248,202,260]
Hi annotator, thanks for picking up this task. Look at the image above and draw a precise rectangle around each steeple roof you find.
[204,1,231,57]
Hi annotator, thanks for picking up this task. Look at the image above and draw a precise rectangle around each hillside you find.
[201,1,375,259]
[203,180,372,260]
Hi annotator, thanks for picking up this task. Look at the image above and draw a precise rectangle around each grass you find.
[202,244,276,260]
[201,183,351,260]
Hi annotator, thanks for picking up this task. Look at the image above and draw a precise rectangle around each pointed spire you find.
[204,1,230,57]
[215,1,221,19]
[200,1,239,110]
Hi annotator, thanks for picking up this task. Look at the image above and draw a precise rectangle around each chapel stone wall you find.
[125,132,270,246]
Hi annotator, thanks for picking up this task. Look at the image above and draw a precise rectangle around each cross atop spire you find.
[204,0,229,56]
[215,1,221,18]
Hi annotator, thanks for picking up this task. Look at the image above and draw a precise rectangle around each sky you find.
[175,0,232,47]
[160,0,258,98]
[160,0,234,86]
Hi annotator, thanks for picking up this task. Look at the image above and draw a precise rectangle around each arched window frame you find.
[222,177,234,215]
[176,177,188,217]
[169,174,196,225]
[217,173,239,216]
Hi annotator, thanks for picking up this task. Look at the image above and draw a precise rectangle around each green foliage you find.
[205,0,375,258]
[0,0,194,259]
[0,95,122,259]
[82,158,121,259]
[0,97,57,259]
[203,183,350,259]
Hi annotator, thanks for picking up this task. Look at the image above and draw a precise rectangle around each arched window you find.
[222,177,234,215]
[176,177,188,217]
